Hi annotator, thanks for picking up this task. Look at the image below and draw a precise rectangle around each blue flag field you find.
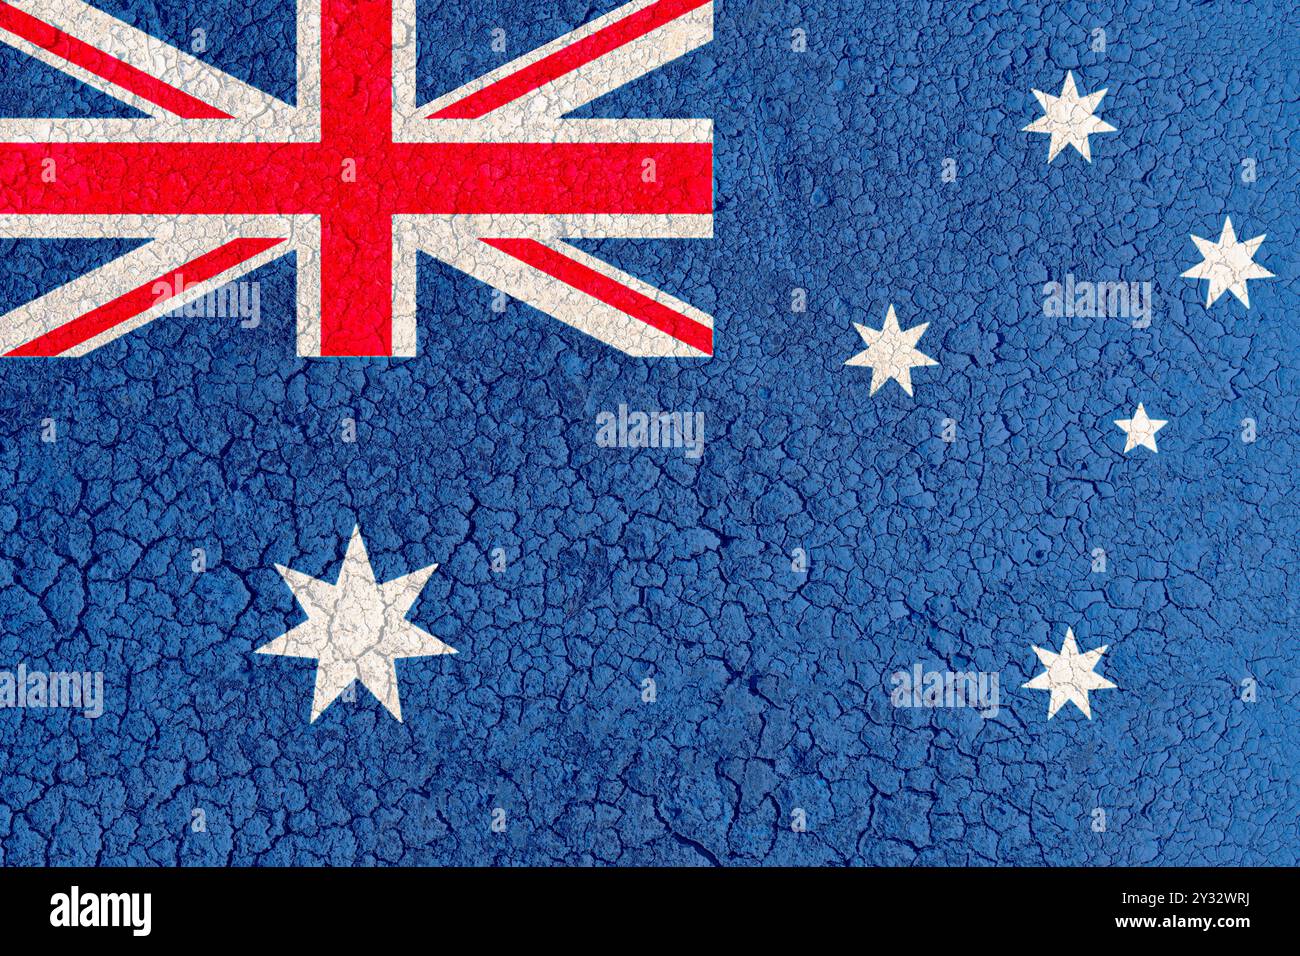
[0,0,1295,868]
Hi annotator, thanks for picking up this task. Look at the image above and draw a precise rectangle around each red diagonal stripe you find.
[483,238,712,355]
[0,2,232,119]
[430,0,709,119]
[6,237,284,357]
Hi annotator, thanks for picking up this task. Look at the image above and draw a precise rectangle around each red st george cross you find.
[0,0,715,358]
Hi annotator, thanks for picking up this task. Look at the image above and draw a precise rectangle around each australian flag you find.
[0,0,1295,873]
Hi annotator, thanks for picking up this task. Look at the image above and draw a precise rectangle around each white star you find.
[1022,627,1116,719]
[256,525,457,723]
[1022,71,1117,162]
[1114,402,1168,454]
[1180,216,1274,308]
[845,304,938,396]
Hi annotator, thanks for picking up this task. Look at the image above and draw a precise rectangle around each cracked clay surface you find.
[0,0,1296,865]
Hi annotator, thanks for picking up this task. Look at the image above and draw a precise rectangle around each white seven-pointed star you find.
[1022,71,1117,162]
[1114,403,1168,454]
[845,304,938,396]
[256,525,456,723]
[1180,216,1275,308]
[1022,627,1116,719]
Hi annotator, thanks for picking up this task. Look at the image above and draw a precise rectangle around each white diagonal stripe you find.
[0,0,320,142]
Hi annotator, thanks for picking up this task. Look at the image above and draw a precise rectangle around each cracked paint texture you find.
[0,0,1297,865]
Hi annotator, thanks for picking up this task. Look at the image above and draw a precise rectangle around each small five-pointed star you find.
[1180,216,1275,308]
[1022,71,1117,162]
[1114,402,1168,454]
[256,525,457,723]
[1022,627,1116,719]
[845,304,938,396]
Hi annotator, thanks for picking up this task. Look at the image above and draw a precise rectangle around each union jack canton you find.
[0,0,715,358]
